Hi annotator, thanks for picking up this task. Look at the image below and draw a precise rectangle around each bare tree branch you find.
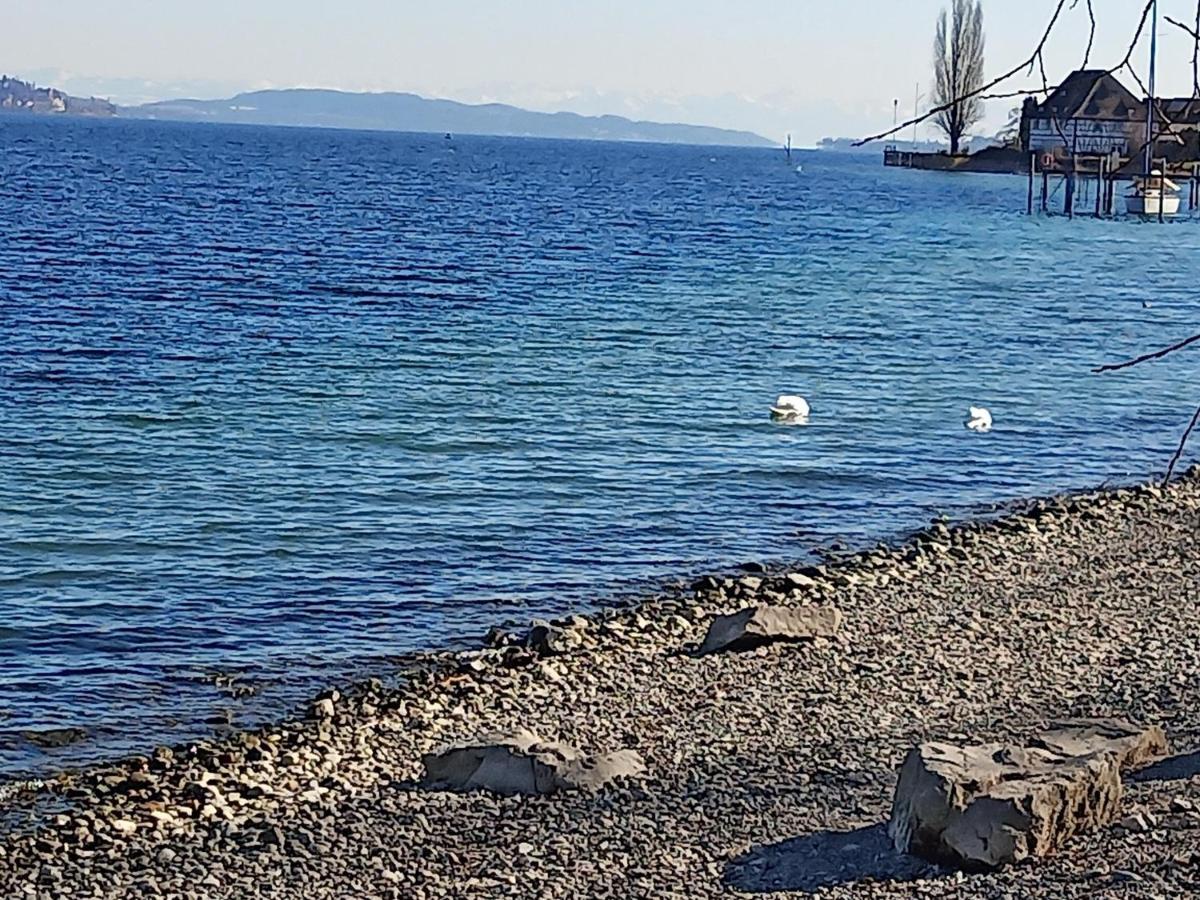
[1094,332,1200,374]
[1165,405,1200,486]
[1075,0,1096,69]
[1165,11,1200,97]
[1167,15,1200,40]
[980,86,1055,101]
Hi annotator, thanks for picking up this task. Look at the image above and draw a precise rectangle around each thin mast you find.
[1145,0,1159,175]
[912,83,919,150]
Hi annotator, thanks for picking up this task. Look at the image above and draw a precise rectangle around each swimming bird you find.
[771,395,811,423]
[965,406,992,433]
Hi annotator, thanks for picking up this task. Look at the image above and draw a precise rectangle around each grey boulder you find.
[698,604,842,655]
[889,720,1167,870]
[421,729,645,796]
[1031,718,1168,770]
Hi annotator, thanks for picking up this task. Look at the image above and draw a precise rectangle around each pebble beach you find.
[5,470,1200,898]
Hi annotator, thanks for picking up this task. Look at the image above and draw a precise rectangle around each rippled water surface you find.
[3,117,1199,775]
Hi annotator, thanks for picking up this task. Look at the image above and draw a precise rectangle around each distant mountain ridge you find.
[128,88,775,147]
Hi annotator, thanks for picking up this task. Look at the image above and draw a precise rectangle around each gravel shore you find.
[5,472,1200,898]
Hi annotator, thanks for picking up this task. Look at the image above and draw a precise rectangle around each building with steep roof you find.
[1022,70,1146,157]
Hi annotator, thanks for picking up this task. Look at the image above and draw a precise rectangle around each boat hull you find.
[1126,194,1182,217]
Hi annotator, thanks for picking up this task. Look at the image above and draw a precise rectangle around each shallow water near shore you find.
[3,116,1200,776]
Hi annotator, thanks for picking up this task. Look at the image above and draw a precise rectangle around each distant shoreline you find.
[119,87,776,148]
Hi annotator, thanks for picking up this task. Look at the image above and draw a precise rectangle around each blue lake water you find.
[3,116,1199,776]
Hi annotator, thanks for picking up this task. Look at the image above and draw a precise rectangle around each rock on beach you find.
[698,604,843,655]
[421,729,645,795]
[888,720,1168,869]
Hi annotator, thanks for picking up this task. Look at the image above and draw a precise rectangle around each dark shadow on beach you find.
[724,824,944,895]
[1129,751,1200,783]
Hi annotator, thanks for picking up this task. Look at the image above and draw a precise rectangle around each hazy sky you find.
[6,0,1197,143]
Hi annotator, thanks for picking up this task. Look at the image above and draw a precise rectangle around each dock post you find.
[1095,157,1104,218]
[1041,170,1049,212]
[1027,153,1035,215]
[1065,158,1075,219]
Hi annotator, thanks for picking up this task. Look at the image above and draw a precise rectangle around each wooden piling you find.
[1095,156,1104,218]
[1028,154,1036,215]
[1041,170,1049,213]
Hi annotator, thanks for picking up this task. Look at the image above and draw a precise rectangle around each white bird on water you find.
[965,406,993,433]
[770,394,811,424]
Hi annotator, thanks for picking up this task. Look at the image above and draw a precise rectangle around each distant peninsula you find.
[126,88,775,147]
[817,136,947,154]
[0,76,115,116]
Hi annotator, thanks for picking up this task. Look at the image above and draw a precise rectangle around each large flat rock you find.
[888,720,1167,870]
[421,728,645,796]
[698,605,842,655]
[1033,718,1168,770]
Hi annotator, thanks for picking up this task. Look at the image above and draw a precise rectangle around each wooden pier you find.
[1026,151,1200,220]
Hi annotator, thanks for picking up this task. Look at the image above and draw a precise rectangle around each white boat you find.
[1126,171,1181,217]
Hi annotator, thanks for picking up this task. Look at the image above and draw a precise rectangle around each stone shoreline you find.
[5,471,1200,897]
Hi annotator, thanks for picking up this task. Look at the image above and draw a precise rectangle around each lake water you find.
[3,117,1198,776]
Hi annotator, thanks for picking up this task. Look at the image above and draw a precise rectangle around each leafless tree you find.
[933,0,986,154]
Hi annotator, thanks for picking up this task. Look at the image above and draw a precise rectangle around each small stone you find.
[785,572,818,589]
[524,620,567,657]
[311,698,335,720]
[110,819,138,837]
[1120,812,1151,833]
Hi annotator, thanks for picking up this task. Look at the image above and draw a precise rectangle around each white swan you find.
[965,406,992,433]
[770,394,810,423]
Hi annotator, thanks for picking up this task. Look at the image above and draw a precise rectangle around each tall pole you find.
[1145,0,1158,176]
